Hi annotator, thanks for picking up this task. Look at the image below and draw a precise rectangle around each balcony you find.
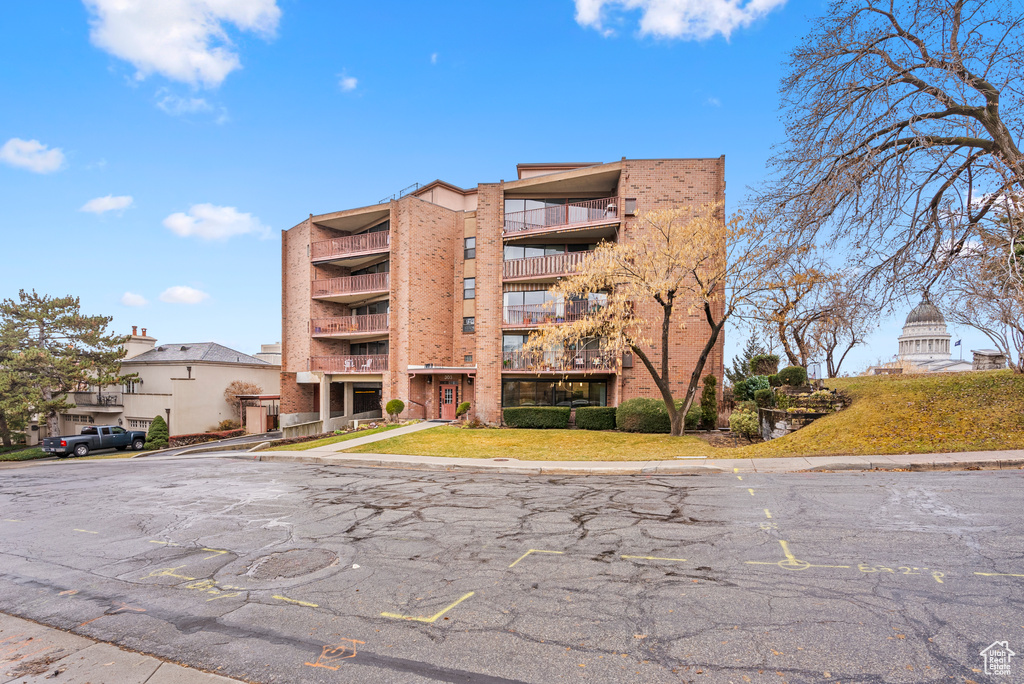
[71,391,123,412]
[501,350,615,373]
[502,300,606,328]
[312,314,389,339]
[310,355,389,374]
[312,273,389,303]
[504,197,620,238]
[312,231,390,264]
[503,251,591,281]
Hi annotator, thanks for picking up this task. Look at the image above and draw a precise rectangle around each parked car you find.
[42,425,147,458]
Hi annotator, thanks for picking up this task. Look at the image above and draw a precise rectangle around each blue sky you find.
[0,0,988,373]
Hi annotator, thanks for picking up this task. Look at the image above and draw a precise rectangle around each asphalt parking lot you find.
[0,457,1021,683]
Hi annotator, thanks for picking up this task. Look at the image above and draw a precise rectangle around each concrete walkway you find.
[0,611,241,683]
[294,420,450,453]
[252,447,1024,475]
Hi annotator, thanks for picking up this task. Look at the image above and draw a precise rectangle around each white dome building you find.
[897,296,972,372]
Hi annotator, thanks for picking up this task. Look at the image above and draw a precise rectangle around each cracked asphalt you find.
[0,457,1021,683]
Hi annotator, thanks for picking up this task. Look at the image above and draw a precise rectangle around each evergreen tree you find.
[726,337,766,386]
[0,323,38,446]
[145,415,169,450]
[0,290,130,437]
[700,375,718,430]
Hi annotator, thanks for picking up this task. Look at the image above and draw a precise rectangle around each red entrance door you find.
[440,385,457,420]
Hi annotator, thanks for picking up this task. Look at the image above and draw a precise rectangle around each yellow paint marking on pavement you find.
[141,566,196,581]
[73,529,98,534]
[381,592,475,623]
[779,540,797,561]
[273,595,319,608]
[975,572,1024,578]
[508,549,564,568]
[3,519,23,523]
[202,548,229,559]
[621,555,687,562]
[733,468,739,473]
[763,509,772,519]
[746,540,850,571]
[747,489,755,496]
[737,476,743,481]
[149,540,179,546]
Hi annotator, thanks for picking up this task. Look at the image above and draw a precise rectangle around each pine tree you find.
[700,375,718,430]
[726,337,766,386]
[0,290,131,437]
[145,415,169,450]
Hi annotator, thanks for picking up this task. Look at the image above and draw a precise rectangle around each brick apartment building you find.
[279,158,726,435]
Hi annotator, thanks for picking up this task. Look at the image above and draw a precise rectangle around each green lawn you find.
[342,427,710,460]
[269,424,405,451]
[342,371,1024,460]
[0,447,47,462]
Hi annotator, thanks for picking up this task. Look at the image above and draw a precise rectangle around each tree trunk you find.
[43,388,59,437]
[0,412,11,447]
[680,302,727,423]
[630,300,683,436]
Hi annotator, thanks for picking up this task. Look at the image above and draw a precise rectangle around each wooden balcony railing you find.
[312,231,390,261]
[501,349,616,372]
[504,197,619,235]
[503,300,607,326]
[503,251,591,280]
[312,314,389,336]
[312,272,389,298]
[310,355,389,373]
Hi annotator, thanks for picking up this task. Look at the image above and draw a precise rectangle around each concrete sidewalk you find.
[251,447,1024,475]
[287,420,450,453]
[0,611,240,683]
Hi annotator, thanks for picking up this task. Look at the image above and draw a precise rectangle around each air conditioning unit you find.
[622,352,634,368]
[624,198,637,216]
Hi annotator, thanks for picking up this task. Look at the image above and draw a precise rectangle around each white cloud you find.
[0,138,66,174]
[574,0,787,40]
[339,75,358,92]
[120,291,148,307]
[430,52,438,65]
[159,285,210,304]
[83,0,282,88]
[156,91,211,115]
[80,194,134,214]
[705,96,721,106]
[163,203,269,240]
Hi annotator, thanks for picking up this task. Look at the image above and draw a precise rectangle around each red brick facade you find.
[280,158,726,427]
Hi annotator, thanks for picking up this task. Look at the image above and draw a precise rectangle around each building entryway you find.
[440,385,458,420]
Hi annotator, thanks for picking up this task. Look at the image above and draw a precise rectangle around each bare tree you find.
[808,275,881,377]
[753,250,832,366]
[224,380,263,418]
[764,0,1024,296]
[526,205,794,436]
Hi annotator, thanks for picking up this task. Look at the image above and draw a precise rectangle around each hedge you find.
[169,429,246,447]
[778,365,808,386]
[574,406,616,430]
[616,397,687,433]
[684,404,702,430]
[503,407,570,429]
[754,388,774,408]
[750,353,780,376]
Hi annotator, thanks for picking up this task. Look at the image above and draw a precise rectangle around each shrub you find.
[754,389,774,408]
[144,415,169,450]
[748,375,771,394]
[732,379,750,401]
[767,374,782,387]
[700,375,718,430]
[169,429,246,447]
[385,399,405,420]
[730,409,760,441]
[217,419,240,431]
[749,353,780,376]
[503,407,570,429]
[684,404,703,430]
[456,401,471,417]
[775,393,791,411]
[575,406,616,430]
[778,365,808,386]
[617,398,674,433]
[737,400,758,414]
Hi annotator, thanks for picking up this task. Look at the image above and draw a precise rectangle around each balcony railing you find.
[312,272,389,298]
[312,314,389,337]
[502,350,616,372]
[312,231,390,261]
[503,251,591,280]
[72,391,123,407]
[504,197,619,235]
[310,355,389,373]
[503,300,607,327]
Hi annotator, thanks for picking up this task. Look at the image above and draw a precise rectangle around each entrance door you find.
[440,385,457,420]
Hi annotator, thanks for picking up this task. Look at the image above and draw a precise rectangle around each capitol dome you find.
[898,295,951,365]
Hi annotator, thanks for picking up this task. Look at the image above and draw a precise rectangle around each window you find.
[501,380,607,407]
[464,237,476,260]
[350,340,389,355]
[464,277,476,299]
[352,300,390,316]
[352,260,390,276]
[464,354,473,363]
[112,426,126,434]
[366,220,389,233]
[463,317,475,333]
[128,418,151,430]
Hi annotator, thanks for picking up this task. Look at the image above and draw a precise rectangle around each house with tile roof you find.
[54,327,281,437]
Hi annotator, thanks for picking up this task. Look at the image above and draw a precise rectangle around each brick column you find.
[474,184,504,424]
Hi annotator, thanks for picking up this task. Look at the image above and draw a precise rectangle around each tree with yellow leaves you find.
[526,203,794,436]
